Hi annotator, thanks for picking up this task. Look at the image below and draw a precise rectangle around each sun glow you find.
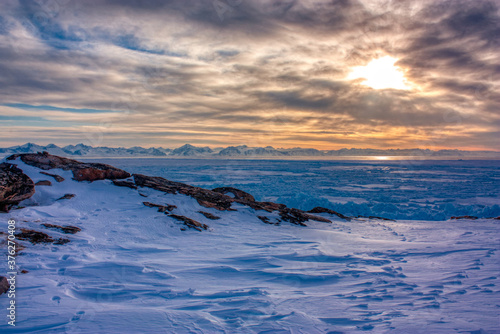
[347,56,411,90]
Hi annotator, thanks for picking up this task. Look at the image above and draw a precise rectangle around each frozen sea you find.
[0,157,499,333]
[91,158,500,221]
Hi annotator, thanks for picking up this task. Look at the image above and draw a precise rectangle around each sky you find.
[0,0,499,150]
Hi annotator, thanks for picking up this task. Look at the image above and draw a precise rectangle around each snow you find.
[0,158,499,333]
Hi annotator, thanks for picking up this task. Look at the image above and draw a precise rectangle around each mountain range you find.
[0,143,499,158]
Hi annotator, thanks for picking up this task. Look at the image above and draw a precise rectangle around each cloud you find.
[0,0,498,150]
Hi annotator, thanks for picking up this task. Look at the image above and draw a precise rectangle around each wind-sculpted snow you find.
[0,155,498,333]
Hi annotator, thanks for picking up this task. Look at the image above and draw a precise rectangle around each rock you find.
[134,174,234,211]
[35,180,52,186]
[367,216,395,221]
[15,228,70,245]
[212,187,255,202]
[42,224,81,234]
[40,171,65,182]
[57,194,75,200]
[308,207,351,221]
[0,276,9,295]
[198,211,221,220]
[355,215,396,221]
[0,162,35,212]
[302,213,332,223]
[257,216,279,225]
[279,208,309,226]
[279,208,332,225]
[451,216,479,220]
[73,167,129,182]
[143,201,177,212]
[258,202,287,211]
[7,152,130,182]
[169,214,208,231]
[53,238,71,245]
[112,180,138,189]
[134,174,293,214]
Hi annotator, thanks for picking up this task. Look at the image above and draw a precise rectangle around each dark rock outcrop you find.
[40,171,64,182]
[451,216,479,220]
[257,216,278,225]
[278,208,331,226]
[279,208,308,226]
[15,229,70,245]
[198,211,221,220]
[169,214,208,231]
[57,194,75,200]
[0,162,35,212]
[113,180,138,189]
[134,174,234,211]
[35,180,52,186]
[212,187,255,202]
[42,224,81,234]
[0,276,9,296]
[308,207,351,221]
[142,201,206,230]
[143,201,177,212]
[7,152,130,182]
[356,215,396,222]
[134,174,340,227]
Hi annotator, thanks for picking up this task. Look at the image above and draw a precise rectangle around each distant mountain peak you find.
[1,143,499,158]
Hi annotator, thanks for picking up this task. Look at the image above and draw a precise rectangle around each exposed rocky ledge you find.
[0,152,347,230]
[170,214,208,232]
[15,228,70,245]
[7,151,130,182]
[212,187,256,202]
[0,152,348,227]
[198,211,221,220]
[0,162,35,212]
[35,180,52,186]
[134,174,234,211]
[134,173,331,227]
[40,171,65,182]
[42,223,81,234]
[308,207,352,221]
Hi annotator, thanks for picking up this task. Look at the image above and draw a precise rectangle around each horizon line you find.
[2,142,499,153]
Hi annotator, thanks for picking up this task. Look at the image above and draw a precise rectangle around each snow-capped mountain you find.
[1,143,499,158]
[170,144,213,156]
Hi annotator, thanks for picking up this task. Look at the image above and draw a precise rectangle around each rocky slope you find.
[1,152,349,233]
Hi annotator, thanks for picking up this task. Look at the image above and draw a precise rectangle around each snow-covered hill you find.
[0,153,498,333]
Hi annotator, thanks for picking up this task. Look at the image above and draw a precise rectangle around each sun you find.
[347,56,411,90]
